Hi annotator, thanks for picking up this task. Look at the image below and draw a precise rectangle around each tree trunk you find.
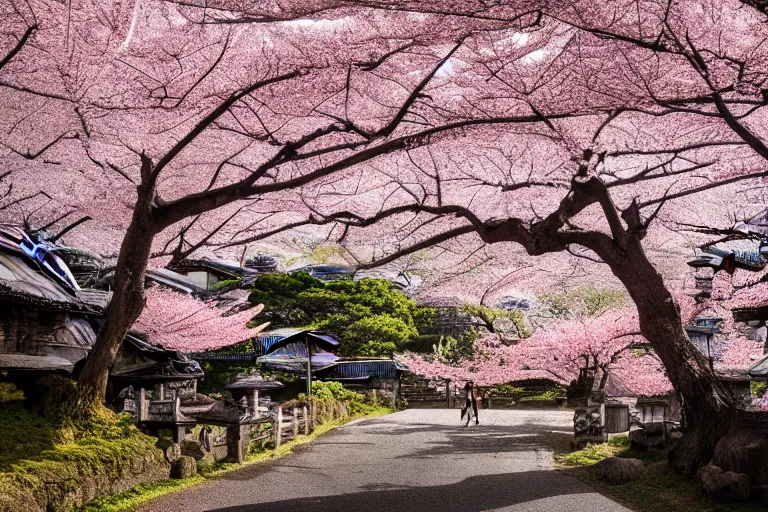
[78,183,156,400]
[605,237,736,474]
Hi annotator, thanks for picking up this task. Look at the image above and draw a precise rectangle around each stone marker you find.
[165,443,182,464]
[180,439,206,460]
[171,455,198,479]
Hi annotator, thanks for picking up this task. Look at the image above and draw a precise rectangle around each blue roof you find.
[260,329,341,354]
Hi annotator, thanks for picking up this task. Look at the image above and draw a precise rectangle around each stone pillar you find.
[226,425,247,463]
[172,425,185,443]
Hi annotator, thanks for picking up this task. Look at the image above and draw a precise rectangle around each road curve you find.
[140,409,630,512]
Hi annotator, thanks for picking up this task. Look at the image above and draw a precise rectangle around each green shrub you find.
[751,380,767,398]
[609,435,630,448]
[311,381,362,402]
[520,385,567,402]
[0,382,24,403]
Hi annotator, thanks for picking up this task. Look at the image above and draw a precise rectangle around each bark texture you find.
[77,171,157,399]
[602,236,736,474]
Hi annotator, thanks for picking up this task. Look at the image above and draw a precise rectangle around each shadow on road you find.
[364,421,574,459]
[205,471,593,512]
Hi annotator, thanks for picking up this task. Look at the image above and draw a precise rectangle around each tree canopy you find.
[249,273,431,357]
[4,0,768,472]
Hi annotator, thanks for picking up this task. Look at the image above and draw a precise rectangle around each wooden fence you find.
[270,404,313,448]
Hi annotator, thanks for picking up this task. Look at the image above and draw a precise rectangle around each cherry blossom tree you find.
[401,308,673,397]
[267,0,768,472]
[1,0,553,398]
[4,0,768,473]
[134,286,268,352]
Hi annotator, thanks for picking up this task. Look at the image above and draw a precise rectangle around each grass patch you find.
[556,435,763,512]
[555,442,620,466]
[80,405,393,512]
[0,400,64,471]
[76,477,205,512]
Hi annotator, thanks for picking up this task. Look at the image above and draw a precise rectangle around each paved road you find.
[141,409,630,512]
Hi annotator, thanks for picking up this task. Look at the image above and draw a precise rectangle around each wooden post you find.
[303,406,309,435]
[293,407,299,438]
[275,407,283,447]
[138,387,146,422]
[311,402,316,431]
[446,380,451,408]
[394,377,401,411]
[250,389,259,417]
[307,339,313,398]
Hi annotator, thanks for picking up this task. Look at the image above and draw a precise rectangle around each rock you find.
[171,455,198,479]
[595,457,644,484]
[165,443,182,464]
[712,427,768,486]
[181,439,206,460]
[696,464,751,502]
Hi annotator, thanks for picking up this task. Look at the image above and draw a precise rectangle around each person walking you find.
[461,381,479,427]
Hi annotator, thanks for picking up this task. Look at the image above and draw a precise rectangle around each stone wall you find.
[0,443,170,512]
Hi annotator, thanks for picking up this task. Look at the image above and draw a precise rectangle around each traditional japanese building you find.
[0,227,204,396]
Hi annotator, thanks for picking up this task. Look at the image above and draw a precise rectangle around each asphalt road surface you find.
[141,409,630,512]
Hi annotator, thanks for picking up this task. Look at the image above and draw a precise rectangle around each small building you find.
[684,318,723,365]
[0,229,204,399]
[0,243,110,376]
[167,256,269,291]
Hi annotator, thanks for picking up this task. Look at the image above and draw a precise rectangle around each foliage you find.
[0,381,162,512]
[555,443,619,467]
[608,435,631,448]
[310,381,361,402]
[519,385,567,402]
[485,384,526,397]
[0,379,146,471]
[38,375,137,441]
[0,381,24,403]
[307,381,388,417]
[79,477,205,512]
[751,380,767,398]
[248,273,432,357]
[197,361,254,395]
[462,304,531,338]
[435,329,479,364]
[212,278,242,291]
[136,285,267,352]
[247,272,325,327]
[539,286,628,319]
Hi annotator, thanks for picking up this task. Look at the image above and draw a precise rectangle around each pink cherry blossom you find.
[134,285,267,351]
